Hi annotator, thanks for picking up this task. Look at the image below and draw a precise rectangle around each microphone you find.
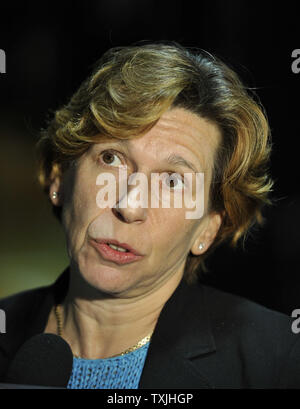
[4,333,73,388]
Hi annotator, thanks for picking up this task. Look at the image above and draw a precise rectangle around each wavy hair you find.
[36,42,273,283]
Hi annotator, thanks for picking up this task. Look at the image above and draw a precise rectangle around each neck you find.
[59,267,183,359]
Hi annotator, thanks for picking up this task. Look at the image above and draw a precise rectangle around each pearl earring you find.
[52,191,58,199]
[198,243,204,250]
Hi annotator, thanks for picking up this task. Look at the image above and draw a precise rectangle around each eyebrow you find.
[165,153,200,174]
[94,140,200,173]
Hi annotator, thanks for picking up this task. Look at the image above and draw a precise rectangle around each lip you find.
[90,238,144,265]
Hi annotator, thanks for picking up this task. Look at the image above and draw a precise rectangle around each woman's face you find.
[50,108,222,297]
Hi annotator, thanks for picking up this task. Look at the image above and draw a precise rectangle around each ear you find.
[190,211,223,256]
[49,163,63,207]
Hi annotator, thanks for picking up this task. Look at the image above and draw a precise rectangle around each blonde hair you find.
[36,42,273,283]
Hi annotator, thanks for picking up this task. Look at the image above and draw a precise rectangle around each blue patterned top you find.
[67,341,150,389]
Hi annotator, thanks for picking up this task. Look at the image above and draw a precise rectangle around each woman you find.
[1,42,299,389]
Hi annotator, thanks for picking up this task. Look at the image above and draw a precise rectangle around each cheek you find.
[62,173,100,251]
[150,208,195,256]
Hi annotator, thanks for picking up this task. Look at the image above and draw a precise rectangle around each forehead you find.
[92,107,221,175]
[137,108,221,171]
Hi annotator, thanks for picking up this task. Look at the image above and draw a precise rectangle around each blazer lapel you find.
[139,278,216,389]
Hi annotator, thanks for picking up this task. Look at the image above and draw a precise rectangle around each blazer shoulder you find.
[201,283,293,327]
[200,284,299,360]
[183,283,300,388]
[0,284,54,347]
[0,268,69,319]
[0,284,51,318]
[0,284,54,380]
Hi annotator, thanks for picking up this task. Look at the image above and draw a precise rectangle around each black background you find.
[0,0,299,314]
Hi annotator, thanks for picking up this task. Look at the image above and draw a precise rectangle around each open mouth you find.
[106,243,129,252]
[90,239,143,265]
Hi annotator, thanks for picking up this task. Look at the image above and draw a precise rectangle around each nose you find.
[113,178,148,223]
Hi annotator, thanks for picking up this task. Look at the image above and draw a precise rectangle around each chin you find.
[80,262,136,296]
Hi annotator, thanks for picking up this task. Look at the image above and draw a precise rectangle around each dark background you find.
[0,1,299,315]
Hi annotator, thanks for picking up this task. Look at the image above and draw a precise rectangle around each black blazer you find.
[1,268,300,388]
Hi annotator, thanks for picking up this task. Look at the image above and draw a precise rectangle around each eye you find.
[99,150,122,167]
[164,173,185,191]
